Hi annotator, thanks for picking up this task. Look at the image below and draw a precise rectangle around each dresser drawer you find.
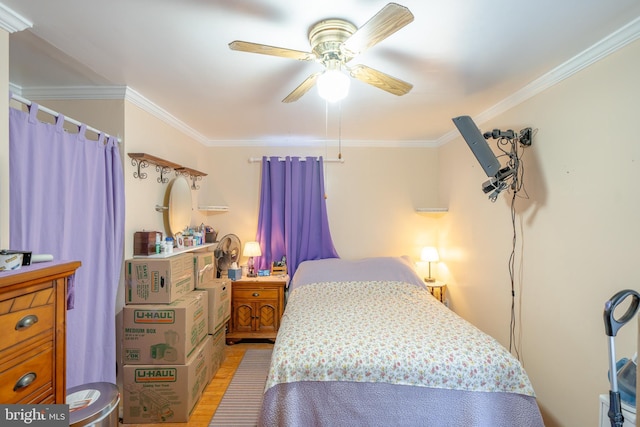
[234,289,279,300]
[0,288,55,353]
[0,341,54,403]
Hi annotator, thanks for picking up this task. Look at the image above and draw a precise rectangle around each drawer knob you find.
[15,314,39,330]
[252,293,260,297]
[14,372,37,391]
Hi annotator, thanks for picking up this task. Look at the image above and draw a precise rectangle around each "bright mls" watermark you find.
[0,405,68,426]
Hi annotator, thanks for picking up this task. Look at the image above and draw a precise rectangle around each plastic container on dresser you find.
[0,260,81,404]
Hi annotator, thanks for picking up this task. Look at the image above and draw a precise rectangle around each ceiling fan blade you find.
[348,64,413,96]
[342,3,414,56]
[282,72,322,103]
[229,40,315,61]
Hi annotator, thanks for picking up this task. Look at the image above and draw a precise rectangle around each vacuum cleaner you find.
[604,289,640,427]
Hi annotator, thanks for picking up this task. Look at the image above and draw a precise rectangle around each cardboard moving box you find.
[123,334,213,424]
[125,253,194,304]
[193,251,216,287]
[196,278,231,334]
[208,328,226,381]
[123,290,208,365]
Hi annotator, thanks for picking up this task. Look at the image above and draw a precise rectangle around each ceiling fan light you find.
[317,69,350,102]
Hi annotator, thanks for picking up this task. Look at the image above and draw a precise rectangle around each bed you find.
[258,257,544,426]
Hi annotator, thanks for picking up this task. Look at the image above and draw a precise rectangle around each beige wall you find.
[438,38,640,427]
[0,29,8,248]
[199,145,440,262]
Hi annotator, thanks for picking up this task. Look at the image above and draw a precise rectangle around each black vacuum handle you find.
[604,289,640,337]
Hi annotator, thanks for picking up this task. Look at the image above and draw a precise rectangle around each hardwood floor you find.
[120,341,274,427]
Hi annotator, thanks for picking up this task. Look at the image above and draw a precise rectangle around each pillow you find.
[290,256,426,291]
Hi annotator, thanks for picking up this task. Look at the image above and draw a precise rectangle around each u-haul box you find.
[193,251,216,287]
[122,334,212,424]
[196,278,231,334]
[123,290,208,365]
[125,253,194,304]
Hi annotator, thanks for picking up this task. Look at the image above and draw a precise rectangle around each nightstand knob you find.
[252,293,260,297]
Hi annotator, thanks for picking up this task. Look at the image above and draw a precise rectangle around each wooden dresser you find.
[0,260,80,404]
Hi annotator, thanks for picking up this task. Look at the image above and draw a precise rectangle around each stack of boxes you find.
[121,250,230,423]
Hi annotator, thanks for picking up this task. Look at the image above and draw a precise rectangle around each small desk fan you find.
[214,234,241,278]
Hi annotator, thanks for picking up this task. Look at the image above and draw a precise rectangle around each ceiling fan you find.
[228,2,414,103]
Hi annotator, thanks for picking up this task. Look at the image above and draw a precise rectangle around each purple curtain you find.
[9,103,125,388]
[255,156,338,278]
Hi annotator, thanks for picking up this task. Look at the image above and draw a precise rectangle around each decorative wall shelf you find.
[128,153,182,183]
[176,167,207,190]
[416,207,449,216]
[128,152,206,187]
[198,205,230,213]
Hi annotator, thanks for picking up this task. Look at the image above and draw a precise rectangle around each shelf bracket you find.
[128,153,184,185]
[175,167,207,190]
[156,165,172,184]
[189,174,203,190]
[131,158,149,180]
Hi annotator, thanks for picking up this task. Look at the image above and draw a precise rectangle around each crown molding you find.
[18,85,127,100]
[123,87,209,145]
[0,4,32,33]
[438,16,640,146]
[475,16,640,125]
[203,139,437,148]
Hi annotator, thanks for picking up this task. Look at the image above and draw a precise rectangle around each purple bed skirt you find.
[259,380,544,427]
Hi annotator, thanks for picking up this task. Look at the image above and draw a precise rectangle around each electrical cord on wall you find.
[494,132,530,359]
[509,190,520,359]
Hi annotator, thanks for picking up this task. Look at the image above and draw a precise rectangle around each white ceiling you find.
[3,0,640,146]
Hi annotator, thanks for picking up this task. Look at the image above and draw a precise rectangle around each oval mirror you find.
[164,176,192,238]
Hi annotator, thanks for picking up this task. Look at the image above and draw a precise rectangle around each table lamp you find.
[243,241,262,277]
[420,246,439,283]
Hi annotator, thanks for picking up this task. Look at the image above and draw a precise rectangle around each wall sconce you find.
[420,246,439,283]
[317,60,350,102]
[243,241,262,277]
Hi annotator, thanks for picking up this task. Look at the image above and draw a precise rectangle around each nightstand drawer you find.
[234,289,279,300]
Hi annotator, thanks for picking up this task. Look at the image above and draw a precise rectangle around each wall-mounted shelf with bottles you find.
[133,242,216,259]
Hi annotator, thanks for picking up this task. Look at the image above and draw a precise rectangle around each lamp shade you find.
[243,241,262,257]
[420,246,439,263]
[317,69,350,102]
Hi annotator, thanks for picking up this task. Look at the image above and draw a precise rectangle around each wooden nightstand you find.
[226,275,288,345]
[426,281,447,303]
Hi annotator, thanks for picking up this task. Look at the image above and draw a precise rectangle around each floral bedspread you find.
[266,280,535,396]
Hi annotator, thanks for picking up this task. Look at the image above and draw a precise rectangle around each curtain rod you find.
[10,93,122,143]
[248,157,344,163]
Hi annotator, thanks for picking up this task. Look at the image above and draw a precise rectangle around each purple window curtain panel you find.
[9,103,125,388]
[255,156,339,278]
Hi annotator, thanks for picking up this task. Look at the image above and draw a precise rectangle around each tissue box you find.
[227,268,242,280]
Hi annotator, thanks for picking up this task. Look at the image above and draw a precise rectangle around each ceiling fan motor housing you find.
[308,19,357,65]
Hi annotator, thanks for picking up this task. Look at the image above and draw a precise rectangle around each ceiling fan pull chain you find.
[338,101,342,160]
